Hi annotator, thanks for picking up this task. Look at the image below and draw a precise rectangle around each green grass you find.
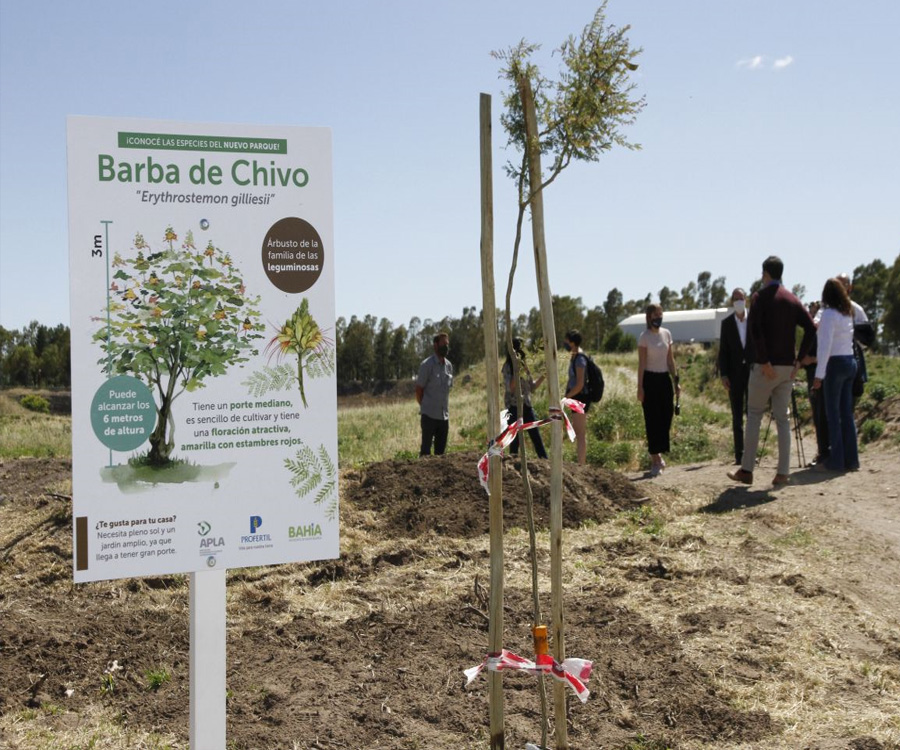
[773,526,816,548]
[0,392,71,458]
[1,351,898,467]
[619,504,666,537]
[144,668,171,691]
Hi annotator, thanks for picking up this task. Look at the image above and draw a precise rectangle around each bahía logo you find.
[288,522,323,541]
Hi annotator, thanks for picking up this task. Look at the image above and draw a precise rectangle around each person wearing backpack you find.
[563,329,591,465]
[637,304,681,476]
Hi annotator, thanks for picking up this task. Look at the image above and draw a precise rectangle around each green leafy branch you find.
[242,363,296,398]
[284,441,337,521]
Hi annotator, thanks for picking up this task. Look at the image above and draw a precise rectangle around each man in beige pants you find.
[727,256,816,487]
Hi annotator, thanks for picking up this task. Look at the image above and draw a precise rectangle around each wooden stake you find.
[479,91,505,750]
[518,75,569,750]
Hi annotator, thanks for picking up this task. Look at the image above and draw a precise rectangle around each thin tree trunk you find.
[479,92,505,750]
[519,74,568,750]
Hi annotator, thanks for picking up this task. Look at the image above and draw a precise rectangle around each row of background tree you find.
[3,257,897,389]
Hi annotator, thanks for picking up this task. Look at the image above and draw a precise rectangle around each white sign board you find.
[67,116,338,582]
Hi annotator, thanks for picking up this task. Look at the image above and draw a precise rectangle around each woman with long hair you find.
[637,304,680,476]
[812,278,859,472]
[502,337,547,459]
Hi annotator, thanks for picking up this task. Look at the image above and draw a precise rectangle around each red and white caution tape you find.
[477,398,585,494]
[464,648,593,703]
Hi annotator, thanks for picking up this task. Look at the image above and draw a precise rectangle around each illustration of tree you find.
[93,227,264,465]
[253,298,333,407]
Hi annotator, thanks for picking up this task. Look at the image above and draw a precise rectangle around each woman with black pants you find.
[637,304,680,476]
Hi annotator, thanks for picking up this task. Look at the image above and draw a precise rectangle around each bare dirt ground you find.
[1,432,899,748]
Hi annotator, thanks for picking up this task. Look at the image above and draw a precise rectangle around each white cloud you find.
[736,55,795,71]
[773,55,795,70]
[737,55,765,69]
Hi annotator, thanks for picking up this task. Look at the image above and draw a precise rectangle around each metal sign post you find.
[190,570,227,750]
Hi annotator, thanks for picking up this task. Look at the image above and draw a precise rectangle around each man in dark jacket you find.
[727,256,816,487]
[718,288,750,465]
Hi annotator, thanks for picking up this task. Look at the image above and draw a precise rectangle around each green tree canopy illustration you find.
[93,227,264,465]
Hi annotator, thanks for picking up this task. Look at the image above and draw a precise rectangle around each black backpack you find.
[582,355,605,403]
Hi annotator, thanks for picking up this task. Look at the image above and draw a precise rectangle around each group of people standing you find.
[414,255,871,484]
[720,256,869,486]
[414,328,596,461]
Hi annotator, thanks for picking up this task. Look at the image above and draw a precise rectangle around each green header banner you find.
[117,132,288,154]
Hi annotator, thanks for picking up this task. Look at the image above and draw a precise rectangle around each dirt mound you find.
[343,451,647,538]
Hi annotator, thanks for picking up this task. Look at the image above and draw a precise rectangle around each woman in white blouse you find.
[637,304,681,476]
[812,278,859,472]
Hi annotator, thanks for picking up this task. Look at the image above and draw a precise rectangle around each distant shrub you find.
[19,394,50,413]
[859,419,885,444]
[601,328,637,353]
[591,397,644,441]
[865,381,897,404]
[587,439,635,469]
[669,406,716,463]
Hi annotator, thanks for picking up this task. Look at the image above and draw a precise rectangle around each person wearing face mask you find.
[563,329,590,465]
[416,331,454,456]
[637,304,680,476]
[717,288,751,465]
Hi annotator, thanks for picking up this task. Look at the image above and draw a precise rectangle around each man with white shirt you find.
[717,288,751,464]
[836,273,870,327]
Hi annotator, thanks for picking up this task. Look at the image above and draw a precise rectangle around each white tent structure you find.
[619,308,732,345]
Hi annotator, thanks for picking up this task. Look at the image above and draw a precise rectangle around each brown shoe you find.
[727,468,753,484]
[772,474,790,486]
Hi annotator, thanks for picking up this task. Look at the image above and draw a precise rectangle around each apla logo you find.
[241,515,272,544]
[288,522,323,541]
[197,520,224,552]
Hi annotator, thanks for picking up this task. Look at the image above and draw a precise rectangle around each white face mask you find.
[733,299,746,315]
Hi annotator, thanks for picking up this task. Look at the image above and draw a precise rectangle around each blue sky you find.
[1,0,898,332]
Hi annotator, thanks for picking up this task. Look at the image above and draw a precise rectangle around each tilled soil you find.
[1,448,898,749]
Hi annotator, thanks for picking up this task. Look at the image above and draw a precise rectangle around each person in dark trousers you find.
[415,332,453,456]
[811,278,859,472]
[803,301,831,467]
[502,337,547,459]
[727,256,816,487]
[717,288,751,465]
[638,304,680,477]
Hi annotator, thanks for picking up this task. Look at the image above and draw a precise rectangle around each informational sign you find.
[67,116,338,582]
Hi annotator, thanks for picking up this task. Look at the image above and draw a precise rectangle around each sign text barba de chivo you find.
[98,155,309,187]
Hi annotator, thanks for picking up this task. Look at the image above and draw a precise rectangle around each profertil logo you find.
[241,515,272,545]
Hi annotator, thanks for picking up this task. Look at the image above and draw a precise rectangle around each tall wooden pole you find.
[518,76,569,750]
[479,92,505,750]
